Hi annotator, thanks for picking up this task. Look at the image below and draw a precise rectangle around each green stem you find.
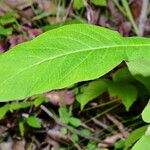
[113,0,127,16]
[84,104,120,124]
[121,0,139,35]
[82,99,119,112]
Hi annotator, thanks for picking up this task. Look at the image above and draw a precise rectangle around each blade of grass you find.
[84,104,120,124]
[81,99,119,112]
[121,0,139,35]
[113,0,127,16]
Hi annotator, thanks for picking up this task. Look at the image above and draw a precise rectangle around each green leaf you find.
[0,11,16,26]
[60,127,67,135]
[26,116,41,128]
[87,141,97,150]
[19,121,25,136]
[131,135,150,150]
[0,27,13,36]
[125,125,148,149]
[76,80,107,109]
[108,82,137,111]
[71,133,79,142]
[91,0,107,6]
[0,24,149,102]
[127,60,150,92]
[59,107,70,124]
[0,101,33,120]
[81,129,91,136]
[73,0,84,10]
[142,100,150,123]
[34,96,48,107]
[9,101,33,111]
[112,67,135,83]
[115,140,125,149]
[69,117,81,127]
[0,104,9,120]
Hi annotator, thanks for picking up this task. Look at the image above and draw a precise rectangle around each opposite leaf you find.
[91,0,107,6]
[0,24,149,101]
[108,82,137,111]
[26,116,41,128]
[76,79,107,109]
[112,67,135,83]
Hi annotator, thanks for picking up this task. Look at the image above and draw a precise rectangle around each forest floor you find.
[0,0,150,150]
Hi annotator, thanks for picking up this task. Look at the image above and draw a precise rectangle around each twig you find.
[138,0,149,36]
[63,0,73,22]
[68,136,82,150]
[106,113,126,137]
[92,118,116,134]
[40,105,98,141]
[56,0,61,22]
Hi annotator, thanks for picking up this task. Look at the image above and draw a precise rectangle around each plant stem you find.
[113,0,127,16]
[40,105,98,141]
[84,104,120,124]
[82,99,119,112]
[121,0,139,35]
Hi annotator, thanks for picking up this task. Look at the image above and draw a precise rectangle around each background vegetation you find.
[0,0,149,150]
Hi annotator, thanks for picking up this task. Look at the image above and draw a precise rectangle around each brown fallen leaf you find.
[98,131,129,148]
[45,90,75,106]
[118,21,132,36]
[12,140,25,150]
[23,27,43,39]
[7,35,26,49]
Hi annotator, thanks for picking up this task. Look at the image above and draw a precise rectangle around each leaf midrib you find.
[0,43,150,87]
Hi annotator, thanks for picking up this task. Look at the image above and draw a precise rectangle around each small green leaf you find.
[87,141,96,150]
[0,11,16,25]
[59,107,70,124]
[34,97,48,107]
[19,121,25,136]
[91,0,107,6]
[9,101,33,111]
[26,116,41,128]
[73,0,84,10]
[131,135,150,150]
[81,129,91,136]
[69,117,81,127]
[0,104,9,120]
[77,80,107,109]
[112,67,134,82]
[108,82,137,111]
[60,127,68,135]
[71,133,79,142]
[142,100,150,123]
[0,27,13,36]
